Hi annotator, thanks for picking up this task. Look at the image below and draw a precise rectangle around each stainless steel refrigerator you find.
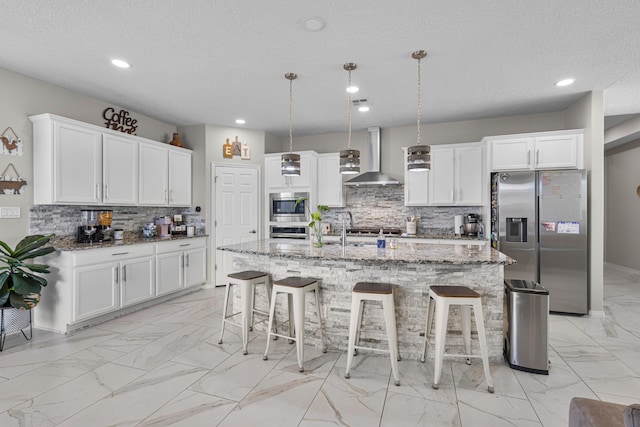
[491,170,588,314]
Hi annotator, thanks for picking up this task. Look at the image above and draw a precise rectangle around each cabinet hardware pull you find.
[179,244,190,247]
[536,150,539,166]
[164,189,168,201]
[527,150,531,167]
[112,252,129,256]
[170,189,174,202]
[105,184,109,200]
[123,266,127,282]
[96,184,100,200]
[186,254,190,267]
[114,267,119,284]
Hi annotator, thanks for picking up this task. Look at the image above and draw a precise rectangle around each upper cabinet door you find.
[287,154,312,188]
[489,138,533,171]
[139,142,169,206]
[456,145,483,205]
[265,154,314,190]
[168,149,192,206]
[317,154,344,207]
[265,156,288,189]
[54,121,102,204]
[103,133,138,205]
[428,147,455,205]
[534,134,579,169]
[403,148,430,206]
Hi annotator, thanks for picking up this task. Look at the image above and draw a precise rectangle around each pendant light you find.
[340,63,360,174]
[281,72,301,176]
[407,50,430,172]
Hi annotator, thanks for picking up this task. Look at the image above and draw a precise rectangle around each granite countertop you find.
[50,232,207,251]
[324,232,486,241]
[219,238,514,265]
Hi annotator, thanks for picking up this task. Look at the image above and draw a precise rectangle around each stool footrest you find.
[353,345,391,355]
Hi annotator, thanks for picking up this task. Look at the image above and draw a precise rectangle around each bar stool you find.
[263,277,326,372]
[345,282,400,386]
[218,270,271,355]
[420,285,494,393]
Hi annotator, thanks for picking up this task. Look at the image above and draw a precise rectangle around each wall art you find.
[0,163,27,195]
[102,108,138,134]
[0,127,24,156]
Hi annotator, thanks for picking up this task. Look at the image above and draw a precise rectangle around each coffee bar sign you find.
[102,108,138,135]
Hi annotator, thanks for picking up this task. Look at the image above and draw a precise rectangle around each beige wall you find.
[0,67,177,247]
[605,139,640,270]
[564,90,605,314]
[271,111,566,183]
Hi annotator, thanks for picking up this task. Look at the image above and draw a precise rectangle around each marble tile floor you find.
[1,264,638,426]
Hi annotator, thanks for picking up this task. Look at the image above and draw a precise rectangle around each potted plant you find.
[0,234,55,349]
[296,198,330,247]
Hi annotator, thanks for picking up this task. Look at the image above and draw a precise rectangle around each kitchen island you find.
[218,239,514,361]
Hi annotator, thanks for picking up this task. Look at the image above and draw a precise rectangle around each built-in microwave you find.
[269,192,309,222]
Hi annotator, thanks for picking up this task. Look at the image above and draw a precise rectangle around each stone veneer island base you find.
[219,239,514,361]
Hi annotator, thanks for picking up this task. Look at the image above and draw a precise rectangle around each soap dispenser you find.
[377,229,386,249]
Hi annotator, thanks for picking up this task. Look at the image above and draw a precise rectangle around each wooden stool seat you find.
[228,270,269,281]
[345,282,400,386]
[353,282,393,294]
[429,285,480,298]
[274,277,318,288]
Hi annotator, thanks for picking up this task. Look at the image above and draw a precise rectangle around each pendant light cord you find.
[347,68,352,149]
[416,54,422,146]
[289,76,294,153]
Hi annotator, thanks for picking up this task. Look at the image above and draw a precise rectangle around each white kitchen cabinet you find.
[156,238,206,296]
[120,256,155,307]
[73,262,119,322]
[31,115,103,205]
[403,148,430,206]
[168,149,192,206]
[488,131,583,171]
[103,133,138,205]
[427,143,483,206]
[317,153,344,207]
[265,152,316,190]
[139,142,169,205]
[31,113,193,207]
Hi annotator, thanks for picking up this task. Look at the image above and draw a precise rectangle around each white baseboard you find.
[605,262,640,275]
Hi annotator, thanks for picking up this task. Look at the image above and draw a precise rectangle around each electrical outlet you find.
[0,207,21,218]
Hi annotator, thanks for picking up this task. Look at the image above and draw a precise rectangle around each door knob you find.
[249,230,257,234]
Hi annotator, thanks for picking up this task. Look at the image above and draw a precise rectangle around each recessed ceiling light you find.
[358,106,370,112]
[235,119,246,124]
[301,16,325,32]
[111,59,131,69]
[556,78,575,87]
[346,86,359,93]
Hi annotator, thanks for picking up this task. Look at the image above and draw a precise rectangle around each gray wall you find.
[605,139,640,270]
[0,67,178,247]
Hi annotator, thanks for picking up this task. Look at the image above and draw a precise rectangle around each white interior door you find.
[214,165,259,286]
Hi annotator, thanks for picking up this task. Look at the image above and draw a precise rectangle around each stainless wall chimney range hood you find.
[345,127,400,186]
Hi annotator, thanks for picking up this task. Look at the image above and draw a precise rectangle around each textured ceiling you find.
[1,0,640,137]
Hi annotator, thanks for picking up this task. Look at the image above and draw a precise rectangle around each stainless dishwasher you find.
[504,279,549,375]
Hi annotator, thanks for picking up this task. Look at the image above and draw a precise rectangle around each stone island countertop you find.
[218,238,514,265]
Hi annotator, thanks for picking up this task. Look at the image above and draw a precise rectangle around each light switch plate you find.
[0,207,21,218]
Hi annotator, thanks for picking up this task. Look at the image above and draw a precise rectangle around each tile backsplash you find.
[320,185,481,235]
[29,205,206,237]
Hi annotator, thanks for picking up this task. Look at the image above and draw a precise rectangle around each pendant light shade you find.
[407,50,430,172]
[282,72,301,176]
[340,63,360,174]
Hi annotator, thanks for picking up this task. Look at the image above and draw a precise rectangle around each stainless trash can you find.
[504,279,549,375]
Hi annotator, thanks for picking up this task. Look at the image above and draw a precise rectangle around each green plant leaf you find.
[13,234,54,259]
[19,263,51,274]
[15,246,55,261]
[10,273,42,295]
[0,278,10,306]
[0,240,14,257]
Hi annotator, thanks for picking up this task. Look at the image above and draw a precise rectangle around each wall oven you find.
[269,192,309,222]
[270,225,309,239]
